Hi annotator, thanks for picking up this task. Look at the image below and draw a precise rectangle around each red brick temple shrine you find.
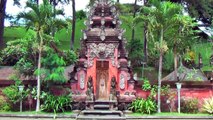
[70,0,136,111]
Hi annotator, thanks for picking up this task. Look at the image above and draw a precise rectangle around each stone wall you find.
[135,81,213,112]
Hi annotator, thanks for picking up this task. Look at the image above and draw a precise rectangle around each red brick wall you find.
[135,83,213,112]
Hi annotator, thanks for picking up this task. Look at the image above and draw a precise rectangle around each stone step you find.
[94,104,110,110]
[95,100,117,104]
[81,110,124,116]
[76,115,126,120]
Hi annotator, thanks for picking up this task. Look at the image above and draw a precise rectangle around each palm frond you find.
[26,1,40,19]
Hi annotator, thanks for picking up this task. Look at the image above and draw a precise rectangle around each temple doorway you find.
[96,61,109,100]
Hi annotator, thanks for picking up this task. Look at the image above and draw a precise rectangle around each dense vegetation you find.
[0,0,212,114]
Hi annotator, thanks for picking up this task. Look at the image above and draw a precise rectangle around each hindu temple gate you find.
[70,0,136,111]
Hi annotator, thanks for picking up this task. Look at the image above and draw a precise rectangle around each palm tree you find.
[0,0,7,48]
[139,0,183,113]
[17,0,67,111]
[49,0,70,36]
[70,0,76,50]
[131,0,137,41]
[166,15,196,80]
[143,0,149,62]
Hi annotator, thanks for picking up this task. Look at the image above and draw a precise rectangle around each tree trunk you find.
[117,0,119,3]
[131,0,137,41]
[144,23,148,62]
[0,0,7,48]
[157,28,164,113]
[52,0,56,37]
[36,46,41,112]
[157,51,163,113]
[143,1,148,62]
[36,30,43,112]
[71,0,76,50]
[174,46,178,81]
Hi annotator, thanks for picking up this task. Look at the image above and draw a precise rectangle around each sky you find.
[5,0,142,26]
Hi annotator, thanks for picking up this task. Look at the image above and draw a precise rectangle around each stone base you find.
[72,110,81,113]
[123,110,132,114]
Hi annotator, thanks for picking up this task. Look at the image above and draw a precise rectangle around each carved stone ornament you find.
[89,43,115,59]
[119,74,125,89]
[100,30,106,41]
[111,57,116,67]
[85,43,116,68]
[80,72,85,89]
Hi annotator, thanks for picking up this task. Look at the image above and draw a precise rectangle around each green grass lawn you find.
[130,112,212,116]
[3,27,35,42]
[0,111,73,115]
[54,19,86,50]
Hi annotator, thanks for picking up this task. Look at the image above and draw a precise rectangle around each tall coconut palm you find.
[131,0,137,41]
[143,0,149,62]
[17,0,67,112]
[139,0,183,113]
[0,0,7,48]
[70,0,76,50]
[49,0,70,36]
[166,15,196,80]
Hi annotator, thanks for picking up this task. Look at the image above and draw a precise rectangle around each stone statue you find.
[110,76,117,100]
[86,76,94,101]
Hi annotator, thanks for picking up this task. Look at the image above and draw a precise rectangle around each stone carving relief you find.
[80,72,85,89]
[120,74,125,89]
[90,43,115,58]
[84,59,94,68]
[111,57,116,67]
[85,43,116,67]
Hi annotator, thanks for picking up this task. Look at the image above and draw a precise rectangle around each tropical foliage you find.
[202,97,213,114]
[180,97,199,113]
[2,78,30,111]
[134,0,198,113]
[16,0,70,111]
[0,95,11,111]
[40,92,72,114]
[1,0,212,115]
[130,98,157,114]
[127,39,144,67]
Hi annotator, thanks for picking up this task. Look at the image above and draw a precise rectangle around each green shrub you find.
[142,78,151,91]
[2,79,29,111]
[202,97,213,114]
[2,85,20,104]
[129,98,157,114]
[41,92,72,114]
[180,97,199,113]
[0,96,11,111]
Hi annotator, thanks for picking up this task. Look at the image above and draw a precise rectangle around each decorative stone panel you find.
[80,72,85,89]
[120,73,125,89]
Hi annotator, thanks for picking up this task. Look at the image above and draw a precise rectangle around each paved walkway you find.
[0,113,212,120]
[0,117,212,120]
[0,117,75,120]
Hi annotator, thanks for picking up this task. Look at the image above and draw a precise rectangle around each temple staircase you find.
[76,100,126,120]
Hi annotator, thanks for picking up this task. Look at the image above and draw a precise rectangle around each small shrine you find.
[70,0,136,110]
